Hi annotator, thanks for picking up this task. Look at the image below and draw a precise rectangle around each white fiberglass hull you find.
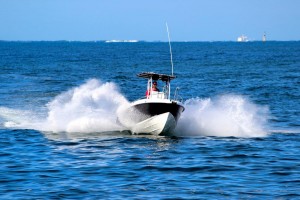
[131,112,176,136]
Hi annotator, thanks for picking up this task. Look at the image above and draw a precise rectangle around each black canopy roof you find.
[137,72,176,82]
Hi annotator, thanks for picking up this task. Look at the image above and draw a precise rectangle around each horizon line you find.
[0,39,299,43]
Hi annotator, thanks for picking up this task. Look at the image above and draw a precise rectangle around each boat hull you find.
[117,100,184,136]
[131,112,176,136]
[132,101,184,123]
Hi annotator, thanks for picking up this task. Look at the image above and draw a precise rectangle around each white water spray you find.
[175,95,270,137]
[43,79,129,133]
[0,79,130,133]
[0,107,41,129]
[0,80,271,138]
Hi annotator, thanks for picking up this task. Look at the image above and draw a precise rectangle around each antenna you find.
[166,22,174,76]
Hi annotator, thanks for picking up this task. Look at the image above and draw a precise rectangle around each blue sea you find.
[0,41,299,199]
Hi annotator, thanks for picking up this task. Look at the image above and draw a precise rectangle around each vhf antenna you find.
[166,22,174,76]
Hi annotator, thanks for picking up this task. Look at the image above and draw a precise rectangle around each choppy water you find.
[0,41,299,199]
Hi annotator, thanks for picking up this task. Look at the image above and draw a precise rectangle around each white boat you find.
[117,72,185,136]
[237,35,248,42]
[117,23,184,136]
[262,32,266,42]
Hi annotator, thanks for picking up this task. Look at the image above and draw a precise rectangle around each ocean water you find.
[0,41,299,199]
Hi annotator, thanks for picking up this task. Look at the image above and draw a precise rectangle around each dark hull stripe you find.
[133,102,184,122]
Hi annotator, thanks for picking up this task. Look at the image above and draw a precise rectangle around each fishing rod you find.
[166,22,174,76]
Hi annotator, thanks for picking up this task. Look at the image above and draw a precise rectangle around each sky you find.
[0,0,299,41]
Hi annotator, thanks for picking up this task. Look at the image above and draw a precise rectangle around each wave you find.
[269,129,300,134]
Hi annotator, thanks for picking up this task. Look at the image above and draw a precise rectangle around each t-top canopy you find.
[137,72,176,82]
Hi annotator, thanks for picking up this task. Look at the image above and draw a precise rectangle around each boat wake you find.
[176,95,270,138]
[0,79,129,134]
[0,79,272,138]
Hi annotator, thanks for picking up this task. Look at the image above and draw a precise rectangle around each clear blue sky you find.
[0,0,299,41]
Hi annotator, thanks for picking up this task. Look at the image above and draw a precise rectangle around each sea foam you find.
[43,79,129,133]
[0,79,129,133]
[175,95,270,137]
[0,80,270,138]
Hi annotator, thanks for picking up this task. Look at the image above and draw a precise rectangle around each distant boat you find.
[262,32,266,42]
[237,35,248,42]
[105,40,139,43]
